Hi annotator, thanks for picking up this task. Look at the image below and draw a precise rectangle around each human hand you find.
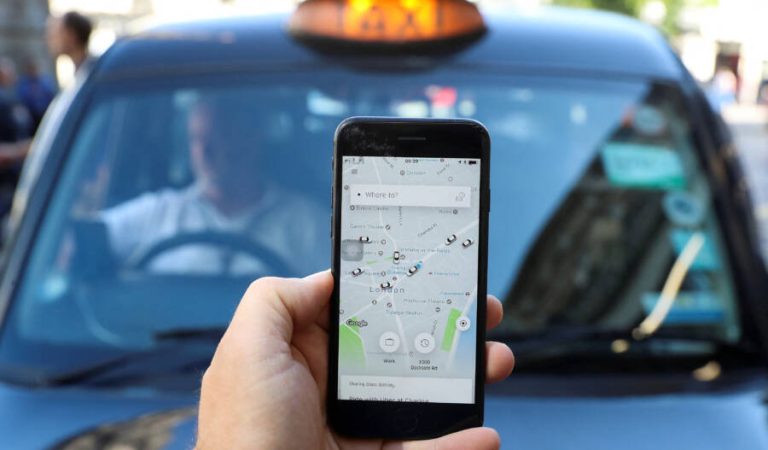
[196,271,515,450]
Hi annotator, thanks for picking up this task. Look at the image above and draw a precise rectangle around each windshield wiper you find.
[497,327,759,359]
[40,351,152,387]
[38,329,226,388]
[154,326,226,342]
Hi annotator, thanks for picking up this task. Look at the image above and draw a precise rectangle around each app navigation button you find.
[414,332,435,354]
[379,331,401,353]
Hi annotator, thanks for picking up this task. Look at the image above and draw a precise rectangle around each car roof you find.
[96,7,683,81]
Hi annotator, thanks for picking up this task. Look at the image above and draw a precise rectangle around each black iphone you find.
[328,117,491,439]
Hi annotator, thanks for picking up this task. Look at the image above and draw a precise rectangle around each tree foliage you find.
[551,0,643,16]
[550,0,718,36]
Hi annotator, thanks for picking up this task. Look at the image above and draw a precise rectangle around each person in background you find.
[16,59,56,132]
[0,58,30,142]
[0,11,94,174]
[0,57,32,218]
[47,11,95,77]
[99,97,327,276]
[706,67,738,113]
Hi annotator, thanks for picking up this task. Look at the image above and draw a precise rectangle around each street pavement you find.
[724,104,768,258]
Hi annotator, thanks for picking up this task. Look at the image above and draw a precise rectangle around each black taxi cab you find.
[0,1,767,448]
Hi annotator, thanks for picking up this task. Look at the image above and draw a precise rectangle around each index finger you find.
[486,295,503,331]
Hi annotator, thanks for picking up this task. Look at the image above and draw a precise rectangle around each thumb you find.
[228,270,334,343]
[384,427,501,450]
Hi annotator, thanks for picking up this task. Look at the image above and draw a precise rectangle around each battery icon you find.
[468,160,477,165]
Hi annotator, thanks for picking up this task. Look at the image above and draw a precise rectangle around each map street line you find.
[340,218,479,325]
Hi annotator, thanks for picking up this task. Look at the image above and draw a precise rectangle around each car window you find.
[500,86,738,338]
[0,72,742,379]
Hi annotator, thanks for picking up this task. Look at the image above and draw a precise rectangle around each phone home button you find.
[393,408,419,433]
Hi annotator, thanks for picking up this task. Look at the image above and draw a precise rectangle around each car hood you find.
[3,374,768,449]
[0,382,194,450]
[484,393,768,449]
[486,373,768,450]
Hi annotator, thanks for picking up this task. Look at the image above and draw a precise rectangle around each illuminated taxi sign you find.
[289,0,486,44]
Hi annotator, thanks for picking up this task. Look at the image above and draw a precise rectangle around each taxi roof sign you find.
[289,0,486,44]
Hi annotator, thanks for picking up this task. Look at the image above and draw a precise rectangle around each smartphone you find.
[328,117,490,439]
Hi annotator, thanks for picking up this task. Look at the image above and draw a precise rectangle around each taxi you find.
[1,1,767,448]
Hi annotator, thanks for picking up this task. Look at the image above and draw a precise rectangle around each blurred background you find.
[4,0,768,98]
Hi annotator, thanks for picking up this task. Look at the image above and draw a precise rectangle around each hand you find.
[196,271,515,450]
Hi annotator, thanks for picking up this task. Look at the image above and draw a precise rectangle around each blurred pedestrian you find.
[707,67,738,112]
[47,11,95,77]
[0,12,95,181]
[16,59,56,132]
[0,58,31,142]
[0,57,31,219]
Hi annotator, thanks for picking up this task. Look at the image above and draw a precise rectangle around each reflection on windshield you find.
[501,82,740,352]
[633,231,705,339]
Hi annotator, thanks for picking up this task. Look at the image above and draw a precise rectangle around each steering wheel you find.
[125,231,294,276]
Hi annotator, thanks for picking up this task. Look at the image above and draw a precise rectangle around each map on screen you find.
[338,155,481,404]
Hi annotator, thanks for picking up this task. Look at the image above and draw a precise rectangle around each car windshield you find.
[0,70,745,383]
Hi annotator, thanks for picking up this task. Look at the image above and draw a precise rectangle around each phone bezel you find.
[328,117,491,440]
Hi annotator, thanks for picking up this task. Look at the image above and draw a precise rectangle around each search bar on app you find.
[350,184,471,208]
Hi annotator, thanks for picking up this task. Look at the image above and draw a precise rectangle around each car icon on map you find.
[359,236,371,243]
[380,281,392,289]
[445,234,457,245]
[462,238,474,248]
[407,263,422,276]
[393,251,401,263]
[351,267,363,276]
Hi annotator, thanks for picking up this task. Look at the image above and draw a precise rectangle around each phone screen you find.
[338,155,481,404]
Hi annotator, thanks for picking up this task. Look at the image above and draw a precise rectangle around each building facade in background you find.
[677,0,768,104]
